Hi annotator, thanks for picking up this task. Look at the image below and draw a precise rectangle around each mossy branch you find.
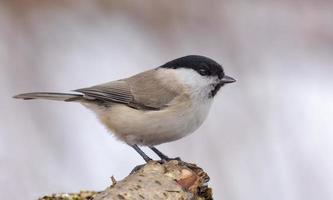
[39,160,213,200]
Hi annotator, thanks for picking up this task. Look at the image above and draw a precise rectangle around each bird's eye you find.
[198,68,208,75]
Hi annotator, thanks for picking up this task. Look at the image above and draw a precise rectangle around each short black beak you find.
[221,75,236,84]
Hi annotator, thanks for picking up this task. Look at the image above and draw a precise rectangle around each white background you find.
[1,1,332,199]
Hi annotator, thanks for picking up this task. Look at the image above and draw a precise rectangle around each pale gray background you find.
[1,1,333,200]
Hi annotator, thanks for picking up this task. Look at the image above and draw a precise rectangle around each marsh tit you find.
[14,55,235,162]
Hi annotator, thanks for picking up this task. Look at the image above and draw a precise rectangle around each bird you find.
[14,55,235,162]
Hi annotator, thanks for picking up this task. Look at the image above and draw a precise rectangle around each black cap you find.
[160,55,225,79]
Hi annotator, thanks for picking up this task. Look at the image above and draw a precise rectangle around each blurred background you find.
[1,0,333,199]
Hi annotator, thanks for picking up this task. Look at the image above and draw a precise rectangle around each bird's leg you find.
[150,146,182,162]
[149,146,170,160]
[131,144,152,162]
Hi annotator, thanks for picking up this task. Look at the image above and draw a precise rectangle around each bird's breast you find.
[89,96,213,146]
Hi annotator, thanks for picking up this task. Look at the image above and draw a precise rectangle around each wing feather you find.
[75,69,179,110]
[74,80,133,104]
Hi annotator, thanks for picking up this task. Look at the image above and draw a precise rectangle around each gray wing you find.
[75,80,133,105]
[75,70,178,110]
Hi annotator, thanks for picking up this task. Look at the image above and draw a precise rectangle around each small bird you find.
[14,55,235,162]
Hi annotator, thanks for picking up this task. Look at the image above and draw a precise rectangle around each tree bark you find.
[39,160,213,200]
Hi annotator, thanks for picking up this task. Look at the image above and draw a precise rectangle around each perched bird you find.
[14,55,235,162]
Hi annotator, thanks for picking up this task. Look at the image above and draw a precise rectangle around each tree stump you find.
[39,160,213,200]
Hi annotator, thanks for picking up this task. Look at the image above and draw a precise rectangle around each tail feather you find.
[13,92,83,102]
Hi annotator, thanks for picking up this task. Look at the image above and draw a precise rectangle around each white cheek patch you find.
[156,68,218,100]
[174,68,216,87]
[172,68,218,96]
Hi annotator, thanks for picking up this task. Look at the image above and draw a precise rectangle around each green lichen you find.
[39,191,99,200]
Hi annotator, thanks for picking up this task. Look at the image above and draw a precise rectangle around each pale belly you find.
[85,99,213,146]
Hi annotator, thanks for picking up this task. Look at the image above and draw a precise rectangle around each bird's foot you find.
[159,156,182,163]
